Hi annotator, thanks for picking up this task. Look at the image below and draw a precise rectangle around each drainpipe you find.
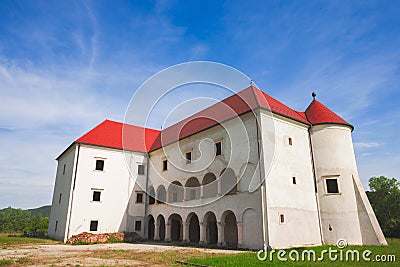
[66,143,80,242]
[308,127,324,244]
[143,153,150,240]
[255,110,270,251]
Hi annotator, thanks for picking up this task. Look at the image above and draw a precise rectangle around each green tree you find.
[367,176,400,238]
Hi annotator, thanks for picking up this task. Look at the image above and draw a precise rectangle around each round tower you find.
[306,93,386,246]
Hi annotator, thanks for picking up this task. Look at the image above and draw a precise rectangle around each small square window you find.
[138,164,145,175]
[59,193,62,204]
[288,138,293,146]
[92,191,101,202]
[280,214,285,224]
[63,164,66,175]
[95,159,104,171]
[186,152,192,164]
[326,178,339,193]
[292,177,296,184]
[136,193,143,203]
[215,141,222,156]
[55,221,58,232]
[135,221,142,231]
[90,220,98,231]
[162,159,168,171]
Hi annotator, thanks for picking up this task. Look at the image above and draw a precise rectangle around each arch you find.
[156,185,166,204]
[186,212,200,243]
[222,210,238,247]
[156,215,165,241]
[239,162,258,192]
[242,208,262,248]
[168,181,184,203]
[148,186,155,205]
[147,215,155,240]
[185,177,200,200]
[220,168,237,195]
[203,211,218,244]
[202,173,217,198]
[168,213,183,242]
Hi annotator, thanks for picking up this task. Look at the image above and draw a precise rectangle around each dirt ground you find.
[0,242,242,266]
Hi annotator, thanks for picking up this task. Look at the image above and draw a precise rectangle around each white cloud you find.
[354,142,384,149]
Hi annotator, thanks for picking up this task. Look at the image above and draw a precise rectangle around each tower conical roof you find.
[305,99,353,129]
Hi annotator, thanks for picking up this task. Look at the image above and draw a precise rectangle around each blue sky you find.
[1,0,399,209]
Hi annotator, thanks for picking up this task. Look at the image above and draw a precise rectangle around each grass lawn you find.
[187,238,399,266]
[0,233,59,246]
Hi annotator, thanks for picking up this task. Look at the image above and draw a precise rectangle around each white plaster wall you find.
[260,111,322,248]
[66,145,147,239]
[311,124,363,245]
[48,145,77,241]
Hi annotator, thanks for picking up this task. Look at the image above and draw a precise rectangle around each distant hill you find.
[28,205,52,217]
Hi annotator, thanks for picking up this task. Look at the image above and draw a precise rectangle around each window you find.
[326,178,339,194]
[90,220,98,231]
[136,193,143,203]
[135,221,142,231]
[292,177,296,184]
[186,151,192,164]
[280,214,285,224]
[95,159,104,171]
[138,164,145,175]
[172,192,178,202]
[63,164,66,175]
[58,193,62,204]
[215,141,222,156]
[92,191,101,202]
[55,221,58,232]
[162,159,168,171]
[189,189,196,200]
[288,137,293,146]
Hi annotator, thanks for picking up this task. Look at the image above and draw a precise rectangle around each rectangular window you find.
[95,159,104,171]
[172,192,178,202]
[90,220,98,231]
[215,141,222,156]
[136,193,143,203]
[280,214,285,224]
[59,193,62,204]
[162,159,168,171]
[63,164,66,175]
[92,191,101,202]
[292,177,296,184]
[186,151,192,164]
[288,137,293,146]
[326,178,339,193]
[55,221,58,232]
[138,164,145,175]
[135,221,142,231]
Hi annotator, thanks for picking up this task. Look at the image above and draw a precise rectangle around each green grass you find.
[0,260,12,267]
[0,233,59,246]
[187,238,399,266]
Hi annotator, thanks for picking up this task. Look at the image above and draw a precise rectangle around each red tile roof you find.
[74,87,352,153]
[76,120,160,152]
[305,100,353,128]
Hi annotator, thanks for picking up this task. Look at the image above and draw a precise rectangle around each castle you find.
[48,86,387,249]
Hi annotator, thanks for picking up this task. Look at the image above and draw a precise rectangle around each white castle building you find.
[48,86,387,249]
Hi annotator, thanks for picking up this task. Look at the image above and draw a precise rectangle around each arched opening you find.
[168,214,182,242]
[157,185,166,204]
[202,173,217,198]
[187,213,200,243]
[168,181,183,203]
[220,168,237,195]
[242,208,262,248]
[147,215,155,241]
[222,210,238,247]
[148,186,155,205]
[157,215,165,241]
[204,211,218,244]
[185,177,200,200]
